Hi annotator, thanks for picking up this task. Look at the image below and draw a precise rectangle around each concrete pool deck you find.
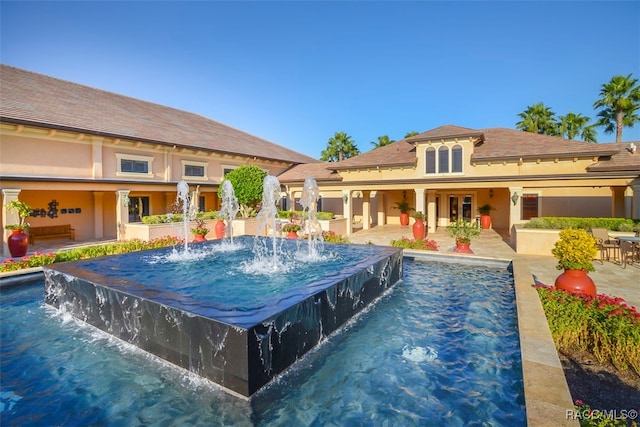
[2,227,638,426]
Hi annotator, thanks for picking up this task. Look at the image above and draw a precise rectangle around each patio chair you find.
[591,228,620,263]
[620,240,638,269]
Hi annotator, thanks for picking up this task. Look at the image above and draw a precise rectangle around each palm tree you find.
[593,74,640,142]
[371,135,395,149]
[404,131,419,138]
[320,131,360,162]
[558,112,598,143]
[516,102,558,135]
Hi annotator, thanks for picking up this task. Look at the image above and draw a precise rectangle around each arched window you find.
[438,146,449,173]
[425,147,436,174]
[452,145,463,173]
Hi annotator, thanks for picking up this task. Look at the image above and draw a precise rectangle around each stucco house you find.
[279,126,640,236]
[2,64,640,256]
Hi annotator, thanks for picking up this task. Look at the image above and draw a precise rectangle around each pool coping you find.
[1,253,579,425]
[405,250,578,427]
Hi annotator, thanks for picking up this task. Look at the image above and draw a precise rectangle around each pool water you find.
[1,258,525,426]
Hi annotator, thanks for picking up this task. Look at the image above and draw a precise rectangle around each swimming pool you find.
[1,257,525,426]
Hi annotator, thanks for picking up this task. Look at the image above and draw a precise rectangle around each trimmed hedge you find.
[524,217,639,232]
[142,211,219,224]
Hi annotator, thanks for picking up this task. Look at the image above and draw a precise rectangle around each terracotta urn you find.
[412,219,425,239]
[454,240,474,254]
[8,229,29,258]
[215,220,225,239]
[554,269,596,298]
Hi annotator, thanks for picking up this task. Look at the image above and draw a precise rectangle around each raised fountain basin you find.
[43,237,402,397]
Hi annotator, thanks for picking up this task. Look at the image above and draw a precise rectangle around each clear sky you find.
[2,1,639,159]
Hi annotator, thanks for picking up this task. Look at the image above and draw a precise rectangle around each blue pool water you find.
[68,238,388,310]
[1,257,525,426]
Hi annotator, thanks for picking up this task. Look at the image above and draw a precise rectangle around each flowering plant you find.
[4,200,32,231]
[536,285,640,375]
[446,219,481,243]
[283,223,301,233]
[391,237,439,251]
[551,228,598,272]
[190,219,209,235]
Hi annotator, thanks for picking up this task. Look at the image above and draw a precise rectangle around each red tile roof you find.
[0,65,316,164]
[279,125,640,181]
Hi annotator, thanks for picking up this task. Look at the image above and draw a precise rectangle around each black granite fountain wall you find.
[43,244,402,397]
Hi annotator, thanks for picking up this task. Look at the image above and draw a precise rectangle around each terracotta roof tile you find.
[587,142,640,172]
[277,162,341,183]
[0,65,316,164]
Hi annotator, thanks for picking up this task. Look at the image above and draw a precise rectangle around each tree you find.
[371,135,395,149]
[404,131,419,138]
[320,131,360,162]
[220,165,267,218]
[593,73,640,142]
[558,112,597,143]
[516,102,558,135]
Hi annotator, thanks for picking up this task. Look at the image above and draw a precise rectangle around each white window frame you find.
[424,143,464,176]
[116,153,154,178]
[181,160,209,181]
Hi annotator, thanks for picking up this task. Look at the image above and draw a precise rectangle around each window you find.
[452,145,463,173]
[122,160,148,173]
[182,160,208,180]
[438,146,449,173]
[185,165,205,177]
[116,153,154,177]
[426,145,463,175]
[522,194,539,220]
[425,148,436,174]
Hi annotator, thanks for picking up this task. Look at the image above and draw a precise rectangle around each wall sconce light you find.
[511,192,519,206]
[122,195,130,207]
[343,193,349,204]
[489,189,493,198]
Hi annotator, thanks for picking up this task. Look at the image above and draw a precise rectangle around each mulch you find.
[560,349,640,411]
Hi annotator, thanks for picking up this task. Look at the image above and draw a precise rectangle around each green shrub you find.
[537,286,640,376]
[277,210,335,220]
[0,236,183,272]
[390,237,439,251]
[524,217,639,231]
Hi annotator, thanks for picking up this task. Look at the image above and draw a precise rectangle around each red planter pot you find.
[400,213,409,227]
[214,220,225,239]
[554,269,596,298]
[412,219,425,239]
[286,231,298,239]
[8,229,29,258]
[192,234,206,243]
[454,240,474,254]
[480,214,492,230]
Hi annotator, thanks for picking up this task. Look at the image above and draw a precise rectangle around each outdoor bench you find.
[28,224,75,244]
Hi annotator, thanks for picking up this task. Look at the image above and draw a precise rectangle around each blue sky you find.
[2,1,639,159]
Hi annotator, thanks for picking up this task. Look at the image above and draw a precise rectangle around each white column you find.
[414,188,426,220]
[116,190,130,241]
[631,184,640,219]
[509,187,523,233]
[93,192,104,239]
[343,190,353,235]
[427,190,437,234]
[362,191,371,230]
[2,189,22,256]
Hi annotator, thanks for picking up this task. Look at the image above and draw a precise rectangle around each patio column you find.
[93,191,105,239]
[362,191,371,230]
[427,190,437,234]
[631,184,640,219]
[343,189,353,235]
[377,191,386,225]
[414,188,426,219]
[610,186,626,218]
[2,189,22,256]
[509,186,523,232]
[116,190,130,241]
